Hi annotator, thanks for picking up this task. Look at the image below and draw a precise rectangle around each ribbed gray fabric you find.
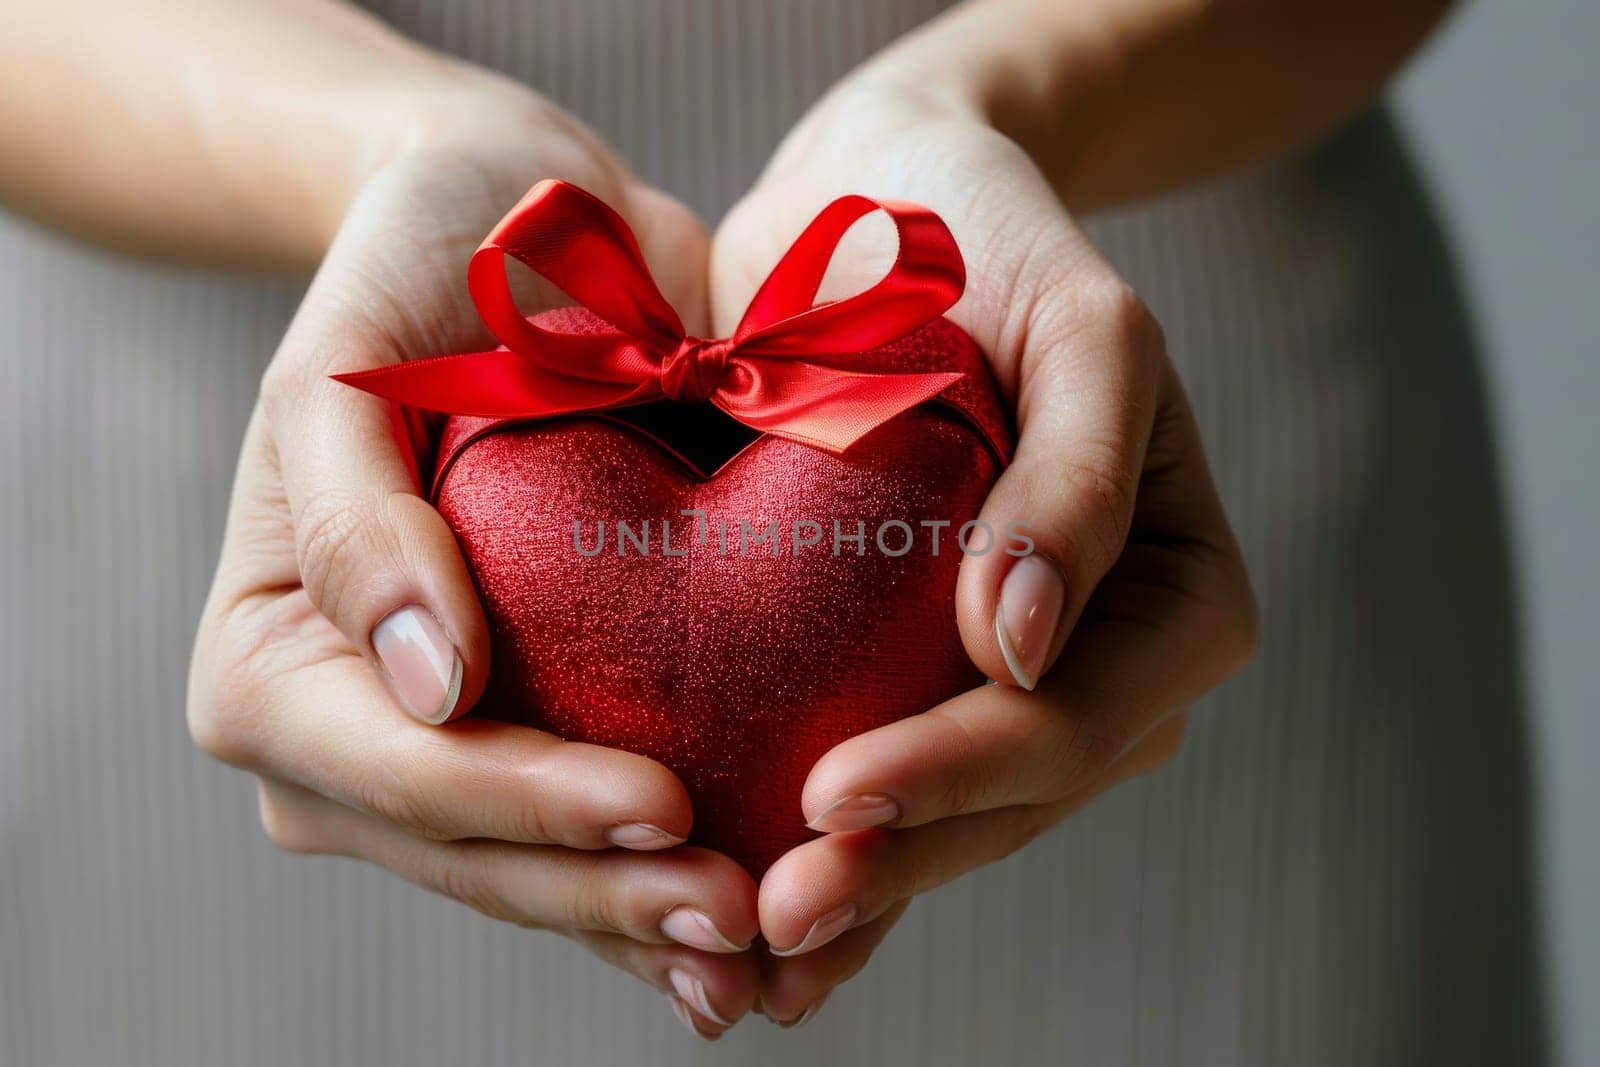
[0,2,1545,1064]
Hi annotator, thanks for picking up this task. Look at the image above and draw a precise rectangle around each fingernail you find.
[668,995,719,1039]
[660,907,748,953]
[605,823,684,850]
[995,554,1066,690]
[806,793,899,832]
[372,605,462,724]
[778,1002,821,1029]
[668,968,733,1026]
[769,902,857,957]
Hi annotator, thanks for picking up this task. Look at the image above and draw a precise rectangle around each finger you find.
[570,929,762,1039]
[759,814,1034,957]
[259,186,498,723]
[621,183,713,333]
[205,635,696,851]
[949,164,1172,691]
[764,723,1181,954]
[719,134,1167,692]
[260,779,759,952]
[762,715,1180,966]
[804,390,1244,832]
[261,171,710,726]
[755,901,909,1028]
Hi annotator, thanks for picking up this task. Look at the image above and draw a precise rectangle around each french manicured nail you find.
[669,996,719,1039]
[660,907,748,953]
[605,823,683,850]
[372,605,462,724]
[807,793,900,832]
[778,1002,821,1029]
[995,554,1066,690]
[668,968,733,1026]
[769,902,857,957]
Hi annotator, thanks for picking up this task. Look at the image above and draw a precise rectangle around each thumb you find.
[257,169,710,725]
[955,259,1162,690]
[262,283,491,726]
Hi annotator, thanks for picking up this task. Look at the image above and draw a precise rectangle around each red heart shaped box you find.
[432,307,1010,875]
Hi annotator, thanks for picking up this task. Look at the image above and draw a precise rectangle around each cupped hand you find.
[185,83,763,1035]
[710,81,1259,1024]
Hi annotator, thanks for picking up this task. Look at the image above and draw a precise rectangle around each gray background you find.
[1395,1,1598,1061]
[0,0,1593,1064]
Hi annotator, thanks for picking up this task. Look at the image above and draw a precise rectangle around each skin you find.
[1,0,1453,1039]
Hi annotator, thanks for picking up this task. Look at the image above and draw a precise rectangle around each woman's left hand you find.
[710,81,1259,1029]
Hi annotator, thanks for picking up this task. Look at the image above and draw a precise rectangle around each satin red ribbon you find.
[333,179,968,454]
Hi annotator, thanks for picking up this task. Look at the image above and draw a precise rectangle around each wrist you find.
[830,1,1125,185]
[277,64,557,266]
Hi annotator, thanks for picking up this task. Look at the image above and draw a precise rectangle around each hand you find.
[708,80,1258,1025]
[185,81,766,1033]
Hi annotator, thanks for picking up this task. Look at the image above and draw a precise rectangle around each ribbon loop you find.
[335,179,970,455]
[734,196,965,357]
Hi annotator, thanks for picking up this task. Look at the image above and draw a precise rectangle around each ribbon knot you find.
[660,336,732,404]
[334,179,970,455]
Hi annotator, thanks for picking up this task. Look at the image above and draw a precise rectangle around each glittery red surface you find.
[434,309,1007,874]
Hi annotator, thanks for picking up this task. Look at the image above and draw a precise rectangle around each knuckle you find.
[893,836,941,902]
[356,771,449,839]
[1219,589,1261,678]
[929,711,996,816]
[186,592,330,772]
[997,803,1053,857]
[506,748,567,844]
[430,847,516,923]
[502,794,555,846]
[934,763,991,822]
[1057,447,1139,568]
[1046,714,1122,794]
[1190,551,1261,681]
[1147,715,1189,769]
[294,491,392,622]
[1033,274,1166,397]
[1001,229,1081,356]
[256,784,330,855]
[185,689,235,765]
[257,354,301,417]
[185,594,306,769]
[560,855,628,934]
[1222,570,1262,674]
[1094,279,1166,360]
[186,661,261,769]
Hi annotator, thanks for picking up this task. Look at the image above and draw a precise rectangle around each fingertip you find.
[668,995,726,1040]
[953,523,1015,686]
[323,491,490,726]
[389,493,493,715]
[758,832,878,954]
[539,741,696,845]
[800,738,905,831]
[804,793,901,834]
[954,488,1072,691]
[801,694,986,832]
[664,847,762,952]
[758,902,909,1024]
[993,551,1068,690]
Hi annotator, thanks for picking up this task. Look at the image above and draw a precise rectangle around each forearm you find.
[857,0,1456,212]
[0,0,521,270]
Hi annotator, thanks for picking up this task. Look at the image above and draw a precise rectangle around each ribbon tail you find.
[334,347,656,419]
[716,361,963,454]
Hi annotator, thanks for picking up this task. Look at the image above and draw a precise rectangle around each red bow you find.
[333,179,968,454]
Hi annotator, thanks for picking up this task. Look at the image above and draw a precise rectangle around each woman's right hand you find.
[184,76,761,1037]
